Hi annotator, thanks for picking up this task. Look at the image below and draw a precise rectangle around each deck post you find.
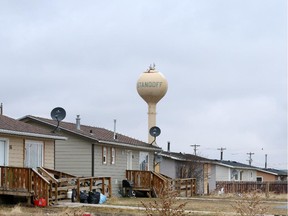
[90,178,93,192]
[185,179,188,197]
[265,182,270,198]
[101,177,105,195]
[77,178,80,202]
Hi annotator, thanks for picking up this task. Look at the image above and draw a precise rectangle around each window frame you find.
[102,146,107,164]
[111,147,116,165]
[0,138,9,166]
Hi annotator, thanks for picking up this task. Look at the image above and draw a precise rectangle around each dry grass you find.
[140,184,189,215]
[0,192,286,216]
[230,190,269,216]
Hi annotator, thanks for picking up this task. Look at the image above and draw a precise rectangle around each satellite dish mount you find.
[50,107,66,132]
[149,126,161,145]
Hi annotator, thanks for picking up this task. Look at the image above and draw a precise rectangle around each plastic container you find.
[34,198,46,207]
[67,190,72,199]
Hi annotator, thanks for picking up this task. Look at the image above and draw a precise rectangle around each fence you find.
[0,166,50,205]
[216,181,287,194]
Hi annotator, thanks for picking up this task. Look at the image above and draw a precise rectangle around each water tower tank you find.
[137,65,168,144]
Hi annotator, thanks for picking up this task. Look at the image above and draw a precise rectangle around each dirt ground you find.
[0,194,287,216]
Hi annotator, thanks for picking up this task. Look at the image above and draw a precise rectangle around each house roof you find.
[20,115,161,151]
[159,151,212,162]
[213,160,256,169]
[212,160,286,176]
[260,168,288,176]
[0,115,66,140]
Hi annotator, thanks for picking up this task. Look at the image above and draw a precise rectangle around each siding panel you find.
[44,140,54,169]
[55,136,91,176]
[8,137,23,167]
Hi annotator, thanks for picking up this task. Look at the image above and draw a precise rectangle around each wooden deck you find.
[126,170,196,197]
[0,166,111,206]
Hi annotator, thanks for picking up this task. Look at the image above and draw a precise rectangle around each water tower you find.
[136,64,168,144]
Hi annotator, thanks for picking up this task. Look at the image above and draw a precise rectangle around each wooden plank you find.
[0,190,32,196]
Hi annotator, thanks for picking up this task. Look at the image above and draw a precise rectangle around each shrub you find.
[231,190,269,216]
[141,183,189,216]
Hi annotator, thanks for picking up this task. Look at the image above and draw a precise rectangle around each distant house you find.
[20,115,161,196]
[256,168,288,182]
[208,160,258,192]
[0,114,66,168]
[159,151,212,194]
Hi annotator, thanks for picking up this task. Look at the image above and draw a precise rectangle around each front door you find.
[0,140,8,166]
[25,140,43,168]
[139,152,149,171]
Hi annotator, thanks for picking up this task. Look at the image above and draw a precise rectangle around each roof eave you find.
[98,140,162,151]
[0,129,67,140]
[21,116,97,142]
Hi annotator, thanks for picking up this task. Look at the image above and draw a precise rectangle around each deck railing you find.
[37,167,77,204]
[76,176,112,200]
[0,166,30,193]
[151,171,168,196]
[0,166,50,205]
[126,170,196,197]
[171,178,196,197]
[31,168,50,204]
[126,170,152,189]
[0,166,112,206]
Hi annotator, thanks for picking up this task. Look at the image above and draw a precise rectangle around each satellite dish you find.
[149,126,161,145]
[149,126,161,137]
[50,107,66,132]
[51,107,66,121]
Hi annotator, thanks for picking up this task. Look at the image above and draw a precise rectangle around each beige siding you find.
[256,171,277,181]
[8,137,24,167]
[3,136,55,168]
[44,140,54,169]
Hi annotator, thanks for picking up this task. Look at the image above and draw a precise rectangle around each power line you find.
[217,147,226,160]
[247,152,255,166]
[190,144,200,155]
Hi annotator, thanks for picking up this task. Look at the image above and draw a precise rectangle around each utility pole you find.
[217,147,226,160]
[190,144,200,155]
[265,154,267,169]
[247,152,254,166]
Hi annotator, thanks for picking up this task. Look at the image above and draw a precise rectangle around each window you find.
[0,139,9,166]
[111,147,115,164]
[240,171,243,181]
[256,177,263,182]
[139,152,149,171]
[102,147,107,164]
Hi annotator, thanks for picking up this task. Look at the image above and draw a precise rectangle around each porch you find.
[0,166,111,206]
[126,170,196,197]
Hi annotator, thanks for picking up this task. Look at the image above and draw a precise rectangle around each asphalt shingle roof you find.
[160,151,212,162]
[0,115,64,139]
[21,115,161,150]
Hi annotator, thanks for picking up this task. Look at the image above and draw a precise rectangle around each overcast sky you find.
[0,0,287,169]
